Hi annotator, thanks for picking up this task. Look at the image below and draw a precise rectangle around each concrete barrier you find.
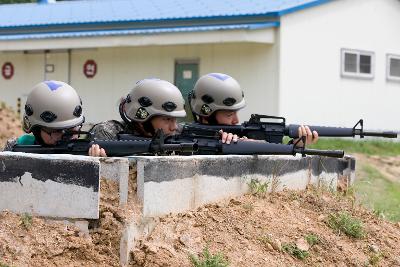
[130,155,355,218]
[0,152,100,219]
[0,152,356,267]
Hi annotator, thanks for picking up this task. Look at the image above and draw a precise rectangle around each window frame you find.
[386,54,400,82]
[341,48,375,79]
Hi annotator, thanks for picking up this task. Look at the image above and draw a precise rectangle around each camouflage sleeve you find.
[2,138,17,151]
[89,120,125,140]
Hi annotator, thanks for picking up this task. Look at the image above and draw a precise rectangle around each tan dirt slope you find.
[130,189,400,267]
[1,186,400,266]
[0,102,23,148]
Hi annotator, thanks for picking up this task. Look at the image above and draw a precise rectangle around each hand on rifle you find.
[293,125,319,147]
[88,144,107,157]
[219,130,239,144]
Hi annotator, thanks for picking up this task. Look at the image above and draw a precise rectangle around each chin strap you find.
[119,98,133,125]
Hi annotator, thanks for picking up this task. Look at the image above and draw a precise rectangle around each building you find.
[0,0,399,130]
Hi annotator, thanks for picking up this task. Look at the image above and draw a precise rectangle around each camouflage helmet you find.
[190,73,246,117]
[23,80,84,133]
[122,78,186,122]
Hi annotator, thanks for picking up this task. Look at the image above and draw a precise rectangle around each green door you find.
[174,61,199,122]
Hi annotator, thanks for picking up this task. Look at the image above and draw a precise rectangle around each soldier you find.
[89,78,186,156]
[189,73,319,146]
[89,78,238,156]
[3,80,84,151]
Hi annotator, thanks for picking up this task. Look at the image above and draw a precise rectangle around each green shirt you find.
[16,134,36,145]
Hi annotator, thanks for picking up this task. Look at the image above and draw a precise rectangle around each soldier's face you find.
[215,110,239,125]
[40,126,80,145]
[150,116,178,136]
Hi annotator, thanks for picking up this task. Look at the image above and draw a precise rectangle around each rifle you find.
[12,132,197,157]
[118,130,345,158]
[12,130,344,158]
[184,114,398,144]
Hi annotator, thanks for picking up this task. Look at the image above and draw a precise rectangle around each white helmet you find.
[23,80,84,133]
[190,73,246,117]
[121,78,186,122]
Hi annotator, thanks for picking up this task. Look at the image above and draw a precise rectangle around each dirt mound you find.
[130,190,400,266]
[1,161,399,266]
[0,178,137,267]
[0,102,23,148]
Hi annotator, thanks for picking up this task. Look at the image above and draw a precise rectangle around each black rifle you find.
[118,130,344,158]
[12,130,344,158]
[12,132,197,157]
[184,114,398,144]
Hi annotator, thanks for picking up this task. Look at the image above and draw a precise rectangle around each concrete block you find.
[130,155,356,218]
[0,152,100,219]
[99,157,130,205]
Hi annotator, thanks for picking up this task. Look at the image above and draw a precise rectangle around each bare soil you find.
[0,177,138,267]
[130,189,400,267]
[0,103,23,148]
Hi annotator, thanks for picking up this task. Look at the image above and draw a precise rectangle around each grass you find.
[310,139,400,222]
[20,213,32,229]
[309,138,400,156]
[282,243,309,260]
[368,252,383,266]
[189,247,229,267]
[355,165,400,222]
[0,262,11,267]
[327,211,365,238]
[247,178,269,198]
[305,234,320,246]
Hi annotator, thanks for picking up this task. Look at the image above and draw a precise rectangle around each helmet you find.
[121,78,186,122]
[190,73,246,117]
[23,80,84,133]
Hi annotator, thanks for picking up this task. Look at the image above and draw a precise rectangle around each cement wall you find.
[0,152,100,219]
[0,42,278,125]
[279,0,400,131]
[0,152,355,266]
[130,155,355,218]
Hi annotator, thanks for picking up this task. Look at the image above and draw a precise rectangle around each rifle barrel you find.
[220,140,344,158]
[286,125,397,138]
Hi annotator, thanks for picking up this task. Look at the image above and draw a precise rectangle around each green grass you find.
[326,212,365,238]
[20,213,32,229]
[0,262,11,267]
[309,138,400,156]
[355,165,400,222]
[189,247,229,267]
[282,243,309,260]
[305,234,320,247]
[247,178,269,198]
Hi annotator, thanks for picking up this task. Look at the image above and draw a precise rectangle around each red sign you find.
[83,59,97,78]
[2,62,14,80]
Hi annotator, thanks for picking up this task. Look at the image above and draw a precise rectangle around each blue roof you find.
[0,0,330,28]
[0,22,279,40]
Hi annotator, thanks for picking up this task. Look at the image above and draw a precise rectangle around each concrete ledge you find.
[0,152,100,219]
[130,155,355,218]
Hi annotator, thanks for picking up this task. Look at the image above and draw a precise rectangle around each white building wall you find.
[279,0,400,131]
[1,42,279,124]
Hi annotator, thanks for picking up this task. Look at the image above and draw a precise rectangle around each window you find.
[387,54,400,81]
[341,49,374,79]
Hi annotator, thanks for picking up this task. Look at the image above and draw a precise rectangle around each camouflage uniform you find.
[90,120,184,140]
[89,120,137,140]
[2,138,17,151]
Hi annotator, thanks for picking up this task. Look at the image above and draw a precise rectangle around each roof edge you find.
[277,0,332,16]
